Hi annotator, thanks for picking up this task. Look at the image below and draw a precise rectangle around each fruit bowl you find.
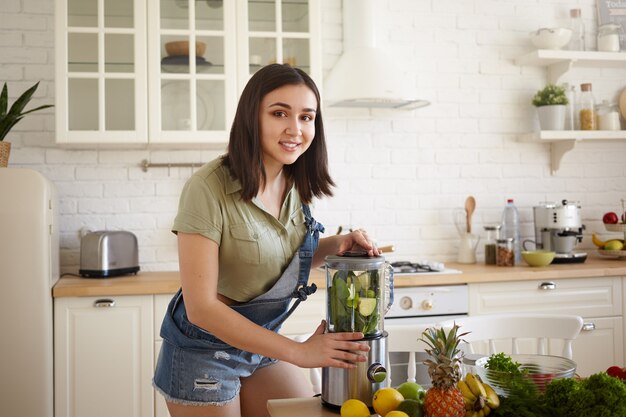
[474,354,576,397]
[604,223,626,232]
[165,40,206,57]
[521,250,555,267]
[596,249,626,259]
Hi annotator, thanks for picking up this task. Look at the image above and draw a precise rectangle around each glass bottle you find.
[564,83,576,130]
[579,83,596,131]
[501,199,521,265]
[568,8,585,51]
[483,225,501,265]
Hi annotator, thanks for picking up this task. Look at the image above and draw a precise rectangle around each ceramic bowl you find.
[530,28,572,50]
[522,250,555,267]
[165,40,206,57]
[474,354,577,397]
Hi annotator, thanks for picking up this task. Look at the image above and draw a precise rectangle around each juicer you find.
[322,254,393,408]
[532,200,587,263]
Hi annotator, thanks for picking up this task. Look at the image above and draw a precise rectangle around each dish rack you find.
[597,198,626,259]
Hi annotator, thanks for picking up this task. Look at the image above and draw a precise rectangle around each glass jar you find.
[579,83,597,130]
[324,255,393,336]
[597,23,622,52]
[496,238,515,267]
[483,225,501,265]
[596,100,621,131]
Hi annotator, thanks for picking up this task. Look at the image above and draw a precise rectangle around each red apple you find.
[607,365,622,377]
[603,212,619,224]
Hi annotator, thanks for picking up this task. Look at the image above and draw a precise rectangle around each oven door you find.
[385,314,468,387]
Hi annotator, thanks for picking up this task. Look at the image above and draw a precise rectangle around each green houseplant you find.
[0,82,53,167]
[531,84,569,131]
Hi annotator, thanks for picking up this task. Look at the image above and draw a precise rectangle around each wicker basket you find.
[0,141,10,167]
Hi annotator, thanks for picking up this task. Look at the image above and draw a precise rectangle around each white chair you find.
[437,313,584,360]
[385,323,433,386]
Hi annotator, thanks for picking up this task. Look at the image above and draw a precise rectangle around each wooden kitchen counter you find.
[53,257,626,298]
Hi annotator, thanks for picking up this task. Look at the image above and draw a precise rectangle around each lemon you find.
[395,382,423,401]
[386,411,410,417]
[372,387,404,417]
[340,399,370,417]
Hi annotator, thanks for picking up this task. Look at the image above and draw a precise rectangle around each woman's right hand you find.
[294,321,370,369]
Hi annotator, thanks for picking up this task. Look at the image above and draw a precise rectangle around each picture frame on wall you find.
[597,0,626,49]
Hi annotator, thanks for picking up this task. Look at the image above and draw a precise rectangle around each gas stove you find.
[390,261,462,275]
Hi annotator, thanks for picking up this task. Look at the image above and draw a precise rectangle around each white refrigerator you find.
[0,168,59,417]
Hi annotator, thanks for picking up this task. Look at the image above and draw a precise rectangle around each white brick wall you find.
[2,0,626,274]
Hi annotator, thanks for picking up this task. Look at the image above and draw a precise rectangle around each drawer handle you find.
[94,299,116,308]
[582,322,596,332]
[539,282,556,290]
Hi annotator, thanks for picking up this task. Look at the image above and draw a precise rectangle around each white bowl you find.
[530,28,573,50]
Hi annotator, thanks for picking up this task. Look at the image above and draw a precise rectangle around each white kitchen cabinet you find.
[468,277,624,376]
[54,295,154,417]
[56,0,321,146]
[154,294,173,417]
[514,49,626,174]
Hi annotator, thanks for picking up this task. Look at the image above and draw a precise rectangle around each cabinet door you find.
[154,294,173,417]
[573,316,624,376]
[56,0,148,144]
[54,295,154,417]
[236,0,322,91]
[148,0,237,144]
[468,277,623,317]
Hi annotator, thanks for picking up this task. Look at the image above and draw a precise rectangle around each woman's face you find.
[258,83,317,171]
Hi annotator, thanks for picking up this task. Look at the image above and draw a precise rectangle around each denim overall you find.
[153,205,324,406]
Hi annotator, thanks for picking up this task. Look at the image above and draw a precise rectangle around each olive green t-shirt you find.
[172,157,308,302]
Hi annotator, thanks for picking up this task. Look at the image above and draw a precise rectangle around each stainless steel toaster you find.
[79,230,140,278]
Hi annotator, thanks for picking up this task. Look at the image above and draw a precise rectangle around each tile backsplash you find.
[2,0,626,273]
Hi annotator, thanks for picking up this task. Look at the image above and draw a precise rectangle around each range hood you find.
[324,0,430,110]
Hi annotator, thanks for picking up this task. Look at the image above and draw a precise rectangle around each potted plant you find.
[531,83,568,130]
[0,82,53,167]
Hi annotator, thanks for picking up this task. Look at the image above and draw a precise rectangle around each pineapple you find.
[420,324,467,417]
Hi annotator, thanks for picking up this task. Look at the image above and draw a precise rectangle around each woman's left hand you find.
[337,229,380,257]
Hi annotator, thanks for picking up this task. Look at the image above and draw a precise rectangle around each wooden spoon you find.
[465,196,476,233]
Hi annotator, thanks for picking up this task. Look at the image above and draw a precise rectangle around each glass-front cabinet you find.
[56,0,321,145]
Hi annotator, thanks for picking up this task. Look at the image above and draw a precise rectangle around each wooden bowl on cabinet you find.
[165,41,206,57]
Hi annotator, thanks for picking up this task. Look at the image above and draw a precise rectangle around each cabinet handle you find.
[94,299,116,308]
[538,282,556,290]
[582,322,596,331]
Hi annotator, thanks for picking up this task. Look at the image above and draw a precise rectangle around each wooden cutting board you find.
[267,397,339,417]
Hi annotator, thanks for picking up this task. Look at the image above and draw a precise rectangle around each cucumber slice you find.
[358,298,377,317]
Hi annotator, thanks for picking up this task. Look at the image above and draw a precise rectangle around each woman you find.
[153,64,379,417]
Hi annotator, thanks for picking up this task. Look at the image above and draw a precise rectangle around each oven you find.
[384,262,469,387]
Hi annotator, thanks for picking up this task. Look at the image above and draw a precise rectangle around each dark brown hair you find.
[222,64,334,204]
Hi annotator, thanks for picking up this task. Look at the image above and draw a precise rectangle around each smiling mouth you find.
[280,142,300,149]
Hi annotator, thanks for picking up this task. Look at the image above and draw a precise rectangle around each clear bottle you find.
[501,199,521,265]
[483,224,501,265]
[568,8,585,51]
[579,83,596,130]
[564,83,576,130]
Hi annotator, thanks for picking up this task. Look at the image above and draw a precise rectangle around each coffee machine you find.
[532,200,587,263]
[322,254,393,409]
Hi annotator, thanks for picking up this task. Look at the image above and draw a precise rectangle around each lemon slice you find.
[358,298,377,316]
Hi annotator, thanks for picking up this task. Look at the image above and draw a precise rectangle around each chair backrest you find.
[385,323,433,386]
[437,313,584,359]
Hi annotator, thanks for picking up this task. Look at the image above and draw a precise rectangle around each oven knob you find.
[422,299,433,310]
[399,296,412,310]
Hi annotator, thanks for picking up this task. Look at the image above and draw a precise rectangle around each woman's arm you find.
[311,229,380,268]
[178,232,369,368]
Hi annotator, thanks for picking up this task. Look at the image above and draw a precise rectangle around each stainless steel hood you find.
[324,0,430,110]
